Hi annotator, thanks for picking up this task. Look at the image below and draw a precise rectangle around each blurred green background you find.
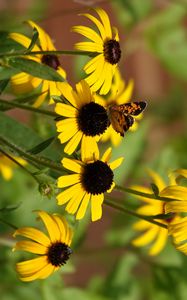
[0,0,187,299]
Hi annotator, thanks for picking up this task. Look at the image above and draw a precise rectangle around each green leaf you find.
[25,27,39,53]
[150,183,159,196]
[27,137,55,154]
[8,57,65,82]
[0,203,21,212]
[0,66,19,80]
[0,79,9,94]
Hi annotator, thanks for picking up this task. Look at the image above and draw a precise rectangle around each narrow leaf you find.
[0,79,9,94]
[25,27,39,53]
[0,66,19,80]
[8,57,65,82]
[151,183,159,196]
[27,137,55,154]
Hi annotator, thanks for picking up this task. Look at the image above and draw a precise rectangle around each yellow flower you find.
[94,69,136,146]
[0,154,26,180]
[72,8,121,95]
[57,147,124,222]
[164,169,187,255]
[132,170,179,256]
[55,80,110,160]
[13,211,73,282]
[10,20,66,107]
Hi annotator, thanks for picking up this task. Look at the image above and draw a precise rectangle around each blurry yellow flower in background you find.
[0,154,26,180]
[72,8,121,95]
[94,69,137,146]
[55,80,109,160]
[132,170,180,256]
[10,21,66,107]
[57,147,123,221]
[164,169,187,255]
[13,211,73,282]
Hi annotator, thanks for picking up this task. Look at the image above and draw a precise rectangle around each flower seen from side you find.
[55,80,110,160]
[132,169,179,256]
[57,147,124,221]
[0,154,26,180]
[13,211,73,282]
[72,8,121,95]
[10,20,66,107]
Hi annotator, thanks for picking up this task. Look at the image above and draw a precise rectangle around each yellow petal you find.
[62,158,82,173]
[101,147,112,163]
[16,256,48,276]
[66,189,85,215]
[165,201,187,214]
[0,164,13,180]
[9,32,40,51]
[133,220,150,231]
[55,103,77,117]
[91,194,104,221]
[81,135,99,162]
[57,183,82,205]
[148,228,168,256]
[81,13,106,40]
[76,193,90,220]
[109,157,124,170]
[14,240,47,254]
[132,227,159,247]
[13,227,50,247]
[57,174,80,188]
[72,25,102,44]
[147,169,166,191]
[95,8,112,39]
[64,131,83,155]
[37,211,61,243]
[57,82,78,108]
[160,186,187,200]
[99,63,113,95]
[20,263,55,282]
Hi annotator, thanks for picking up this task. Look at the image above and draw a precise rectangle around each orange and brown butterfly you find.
[107,101,147,137]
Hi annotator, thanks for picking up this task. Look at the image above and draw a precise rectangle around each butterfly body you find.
[107,101,147,137]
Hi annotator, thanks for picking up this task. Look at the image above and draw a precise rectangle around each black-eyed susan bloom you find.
[72,8,121,95]
[10,21,66,107]
[57,147,124,221]
[132,170,179,256]
[0,154,26,180]
[13,211,73,282]
[55,80,110,160]
[94,69,136,146]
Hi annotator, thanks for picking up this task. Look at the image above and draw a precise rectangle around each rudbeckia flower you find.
[0,154,26,180]
[10,20,66,107]
[164,169,187,255]
[57,147,124,221]
[55,80,110,160]
[13,211,73,282]
[72,8,121,95]
[132,169,179,256]
[94,69,137,146]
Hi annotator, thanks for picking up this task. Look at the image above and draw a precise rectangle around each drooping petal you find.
[76,193,90,220]
[81,135,99,162]
[37,211,61,243]
[13,227,51,247]
[91,194,104,221]
[14,240,47,254]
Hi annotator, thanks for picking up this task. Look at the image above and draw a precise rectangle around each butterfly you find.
[107,101,147,137]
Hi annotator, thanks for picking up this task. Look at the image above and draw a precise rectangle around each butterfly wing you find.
[109,110,134,137]
[119,101,147,116]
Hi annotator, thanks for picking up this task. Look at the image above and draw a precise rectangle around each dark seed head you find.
[42,54,60,70]
[81,160,114,194]
[103,39,121,65]
[47,242,72,267]
[78,102,109,136]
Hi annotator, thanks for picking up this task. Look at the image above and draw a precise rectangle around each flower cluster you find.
[2,7,185,283]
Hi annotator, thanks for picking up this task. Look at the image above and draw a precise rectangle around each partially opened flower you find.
[13,211,73,282]
[57,147,124,221]
[72,8,121,95]
[94,69,136,146]
[0,154,26,180]
[132,170,179,256]
[10,20,66,107]
[55,80,109,160]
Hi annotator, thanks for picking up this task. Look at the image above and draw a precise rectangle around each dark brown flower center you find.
[78,102,109,136]
[47,242,72,266]
[42,54,60,70]
[103,39,121,65]
[81,160,114,194]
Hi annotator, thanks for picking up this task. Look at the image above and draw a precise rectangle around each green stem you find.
[0,136,67,174]
[0,50,93,58]
[115,185,179,202]
[104,198,167,229]
[0,147,41,184]
[0,218,18,230]
[0,98,57,117]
